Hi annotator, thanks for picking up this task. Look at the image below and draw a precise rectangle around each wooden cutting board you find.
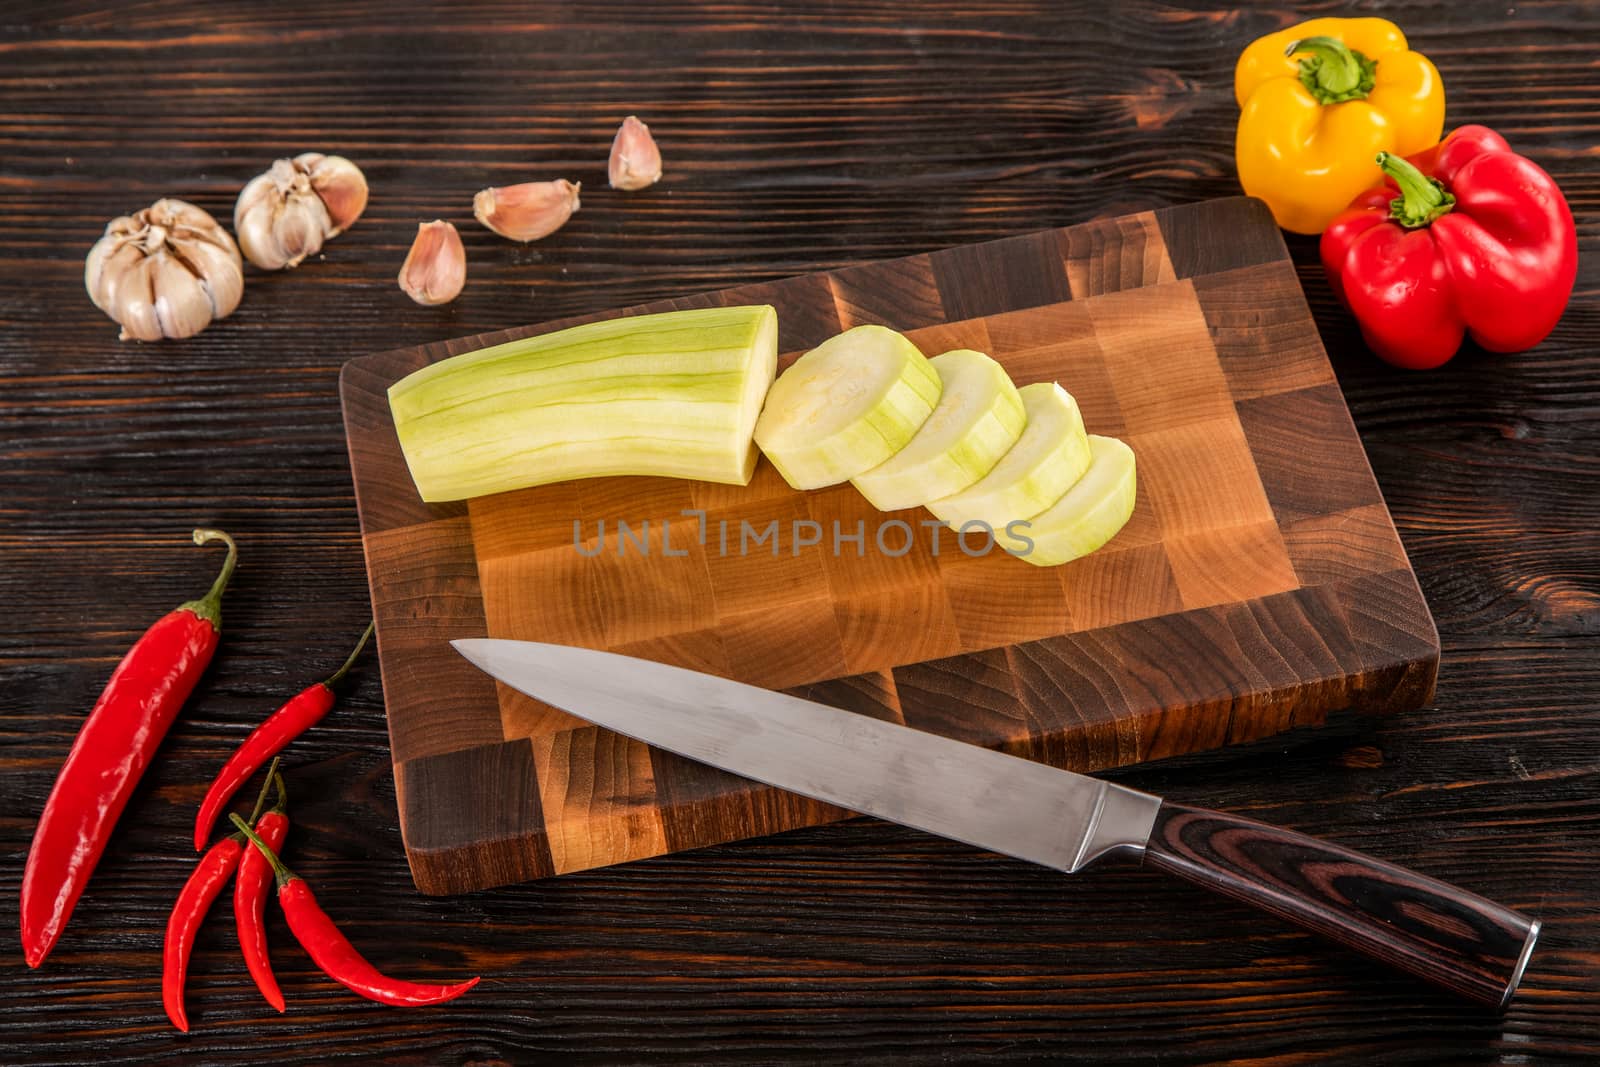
[341,197,1439,896]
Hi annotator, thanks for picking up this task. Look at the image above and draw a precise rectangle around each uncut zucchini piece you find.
[388,305,778,502]
[851,349,1025,512]
[1000,435,1136,566]
[925,382,1091,529]
[754,325,942,490]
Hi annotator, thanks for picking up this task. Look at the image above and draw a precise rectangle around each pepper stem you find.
[245,756,282,825]
[1377,151,1456,227]
[230,812,296,889]
[179,528,237,629]
[323,620,377,689]
[268,771,288,816]
[1287,36,1377,104]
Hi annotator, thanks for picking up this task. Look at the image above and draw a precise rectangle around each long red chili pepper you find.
[193,621,374,851]
[164,762,278,1032]
[21,528,238,969]
[235,775,290,1013]
[230,813,480,1008]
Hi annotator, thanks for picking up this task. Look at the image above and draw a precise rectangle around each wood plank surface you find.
[2,1,1597,1063]
[345,197,1440,892]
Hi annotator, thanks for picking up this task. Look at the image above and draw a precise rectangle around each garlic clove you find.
[150,253,216,340]
[84,233,140,313]
[114,256,165,343]
[278,195,336,270]
[296,152,368,234]
[608,116,662,191]
[473,179,580,242]
[399,220,466,306]
[182,232,246,319]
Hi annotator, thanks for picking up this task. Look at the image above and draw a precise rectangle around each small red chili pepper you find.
[164,762,278,1032]
[193,621,374,851]
[235,775,290,1013]
[1320,124,1578,369]
[21,528,238,969]
[230,813,480,1008]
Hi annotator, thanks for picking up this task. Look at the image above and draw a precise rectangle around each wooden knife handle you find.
[1143,802,1539,1008]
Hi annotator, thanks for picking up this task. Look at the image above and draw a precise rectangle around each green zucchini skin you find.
[389,305,778,502]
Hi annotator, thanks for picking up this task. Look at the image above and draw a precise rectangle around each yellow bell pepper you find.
[1235,17,1444,234]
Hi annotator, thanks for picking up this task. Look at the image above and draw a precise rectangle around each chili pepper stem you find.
[323,620,376,689]
[267,771,288,816]
[1377,151,1456,227]
[231,812,296,889]
[1287,36,1377,104]
[241,756,282,827]
[178,528,237,629]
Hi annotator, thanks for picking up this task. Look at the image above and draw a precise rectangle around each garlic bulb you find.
[84,198,244,342]
[234,153,369,270]
[399,220,466,306]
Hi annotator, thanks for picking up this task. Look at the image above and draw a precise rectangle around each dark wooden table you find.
[3,2,1596,1062]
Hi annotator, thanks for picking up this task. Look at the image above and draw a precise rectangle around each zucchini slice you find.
[925,382,1091,530]
[1000,434,1136,566]
[754,325,941,490]
[851,349,1025,512]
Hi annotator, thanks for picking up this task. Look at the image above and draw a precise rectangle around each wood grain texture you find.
[2,1,1598,1062]
[343,197,1441,891]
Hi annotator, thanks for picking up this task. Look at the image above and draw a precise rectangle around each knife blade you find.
[454,637,1539,1008]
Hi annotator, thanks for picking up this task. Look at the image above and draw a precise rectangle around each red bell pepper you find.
[1320,125,1577,370]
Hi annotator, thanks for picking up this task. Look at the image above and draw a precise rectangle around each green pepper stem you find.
[1377,151,1456,227]
[323,620,376,689]
[1287,36,1377,104]
[230,812,296,889]
[246,756,281,824]
[268,771,288,816]
[180,528,237,629]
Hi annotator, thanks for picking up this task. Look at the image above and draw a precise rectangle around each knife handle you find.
[1142,802,1539,1008]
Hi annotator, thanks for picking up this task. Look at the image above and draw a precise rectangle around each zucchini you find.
[1000,435,1136,566]
[925,382,1091,530]
[388,305,778,502]
[754,325,941,490]
[851,349,1025,512]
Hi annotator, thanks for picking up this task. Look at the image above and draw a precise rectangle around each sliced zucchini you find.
[850,349,1025,512]
[388,305,777,502]
[925,382,1091,530]
[754,325,941,490]
[999,435,1136,566]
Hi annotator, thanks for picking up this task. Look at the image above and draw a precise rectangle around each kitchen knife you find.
[453,638,1539,1008]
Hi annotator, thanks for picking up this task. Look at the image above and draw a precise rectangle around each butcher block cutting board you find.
[341,197,1439,896]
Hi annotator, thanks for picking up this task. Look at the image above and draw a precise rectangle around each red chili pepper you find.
[193,621,374,851]
[235,777,290,1013]
[1320,125,1578,369]
[230,813,480,1008]
[164,763,277,1032]
[21,528,238,969]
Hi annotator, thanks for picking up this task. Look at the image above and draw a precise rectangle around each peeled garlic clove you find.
[608,116,662,191]
[83,198,244,341]
[234,153,368,270]
[399,220,466,306]
[473,180,580,242]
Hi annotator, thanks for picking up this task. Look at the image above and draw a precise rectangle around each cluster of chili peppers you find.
[20,529,480,1031]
